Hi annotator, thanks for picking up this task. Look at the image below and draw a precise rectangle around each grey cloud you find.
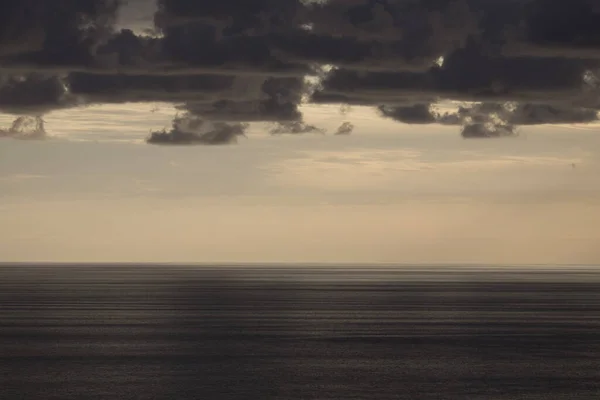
[461,123,516,139]
[379,101,598,138]
[147,114,248,145]
[502,1,600,59]
[289,0,479,72]
[451,103,599,127]
[335,121,354,135]
[153,0,300,29]
[67,72,237,104]
[181,76,304,122]
[269,120,325,135]
[90,26,311,77]
[314,51,590,106]
[0,74,79,114]
[308,0,600,134]
[0,115,46,139]
[379,104,437,125]
[0,0,120,68]
[510,104,599,125]
[1,0,600,138]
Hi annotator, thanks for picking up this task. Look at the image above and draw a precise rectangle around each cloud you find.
[0,115,46,139]
[67,71,237,104]
[0,0,120,68]
[509,104,599,125]
[379,104,438,125]
[182,77,305,122]
[379,101,599,138]
[335,121,354,135]
[147,114,248,145]
[0,74,79,114]
[1,0,600,138]
[269,120,325,135]
[460,122,516,139]
[309,0,600,133]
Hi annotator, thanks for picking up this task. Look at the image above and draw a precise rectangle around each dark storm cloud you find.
[0,74,79,114]
[67,72,237,104]
[157,26,311,76]
[182,77,305,122]
[0,0,119,113]
[284,0,479,72]
[0,0,120,68]
[309,0,600,135]
[509,104,599,125]
[150,0,313,77]
[502,1,600,59]
[79,25,312,77]
[314,50,591,106]
[1,0,600,139]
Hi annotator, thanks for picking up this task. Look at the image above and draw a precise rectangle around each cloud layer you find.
[1,0,600,140]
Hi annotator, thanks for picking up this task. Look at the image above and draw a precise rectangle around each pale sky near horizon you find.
[1,104,600,265]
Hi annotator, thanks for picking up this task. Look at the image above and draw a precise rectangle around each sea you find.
[1,264,600,399]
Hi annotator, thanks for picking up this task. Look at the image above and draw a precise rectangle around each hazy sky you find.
[2,104,599,265]
[2,1,600,264]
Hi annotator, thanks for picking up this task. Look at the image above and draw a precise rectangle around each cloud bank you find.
[1,0,600,141]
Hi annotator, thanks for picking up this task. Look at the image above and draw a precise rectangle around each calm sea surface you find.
[2,264,600,399]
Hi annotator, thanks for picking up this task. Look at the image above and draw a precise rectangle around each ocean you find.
[1,264,600,399]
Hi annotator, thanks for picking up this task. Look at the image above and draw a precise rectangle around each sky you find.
[1,0,600,264]
[2,103,599,264]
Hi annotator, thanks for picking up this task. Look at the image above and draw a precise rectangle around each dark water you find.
[2,264,600,399]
